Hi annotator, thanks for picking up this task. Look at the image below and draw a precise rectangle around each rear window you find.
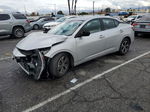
[138,15,150,21]
[0,14,10,21]
[13,14,27,19]
[114,20,120,26]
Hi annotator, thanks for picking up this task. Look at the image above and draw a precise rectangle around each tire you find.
[118,38,130,55]
[48,53,70,78]
[12,27,24,38]
[135,32,138,37]
[33,24,39,30]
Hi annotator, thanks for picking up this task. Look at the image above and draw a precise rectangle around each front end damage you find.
[14,49,45,80]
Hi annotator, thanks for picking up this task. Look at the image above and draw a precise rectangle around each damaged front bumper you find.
[13,48,45,80]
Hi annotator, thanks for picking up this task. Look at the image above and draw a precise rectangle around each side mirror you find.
[43,29,50,33]
[77,30,90,37]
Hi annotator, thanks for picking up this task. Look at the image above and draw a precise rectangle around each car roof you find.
[69,15,117,21]
[0,11,24,15]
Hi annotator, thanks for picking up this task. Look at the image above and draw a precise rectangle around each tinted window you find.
[114,20,119,26]
[0,14,10,21]
[102,18,116,30]
[13,14,27,19]
[139,15,150,21]
[82,19,101,33]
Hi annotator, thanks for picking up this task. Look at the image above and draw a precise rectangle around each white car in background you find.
[13,16,134,80]
[124,15,143,23]
[43,16,76,33]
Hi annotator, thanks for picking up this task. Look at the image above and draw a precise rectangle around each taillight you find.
[132,23,138,26]
[26,20,30,23]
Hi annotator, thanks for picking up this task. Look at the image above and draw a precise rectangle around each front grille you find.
[17,48,34,56]
[16,50,45,80]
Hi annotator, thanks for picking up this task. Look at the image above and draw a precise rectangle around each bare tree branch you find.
[67,0,71,15]
[74,0,77,15]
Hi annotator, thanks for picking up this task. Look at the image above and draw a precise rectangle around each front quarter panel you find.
[45,36,78,65]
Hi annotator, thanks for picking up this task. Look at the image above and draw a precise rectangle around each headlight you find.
[39,47,51,55]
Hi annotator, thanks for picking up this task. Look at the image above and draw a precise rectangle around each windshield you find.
[128,15,137,19]
[48,20,84,36]
[56,17,66,22]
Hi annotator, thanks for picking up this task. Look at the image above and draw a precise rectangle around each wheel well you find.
[124,36,131,44]
[12,26,25,32]
[52,52,74,68]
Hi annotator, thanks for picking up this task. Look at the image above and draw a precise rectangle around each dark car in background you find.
[0,12,31,38]
[30,16,55,30]
[133,14,150,36]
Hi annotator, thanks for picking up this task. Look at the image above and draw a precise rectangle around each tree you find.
[105,7,111,13]
[78,12,88,15]
[67,0,78,15]
[74,0,77,14]
[72,0,74,13]
[67,0,71,15]
[30,12,36,16]
[57,10,64,15]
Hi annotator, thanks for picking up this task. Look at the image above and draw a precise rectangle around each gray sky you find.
[0,0,150,13]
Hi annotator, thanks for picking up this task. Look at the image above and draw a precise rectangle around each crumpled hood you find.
[44,21,60,27]
[16,32,67,51]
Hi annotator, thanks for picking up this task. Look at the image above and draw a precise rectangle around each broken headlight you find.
[39,47,51,55]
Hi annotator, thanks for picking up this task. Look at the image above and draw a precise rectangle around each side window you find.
[0,14,10,21]
[114,20,120,27]
[102,18,116,30]
[82,19,101,33]
[13,14,27,19]
[137,16,142,19]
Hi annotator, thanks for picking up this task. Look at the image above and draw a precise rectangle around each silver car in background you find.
[13,16,134,80]
[30,17,55,30]
[43,16,76,33]
[133,14,150,36]
[0,12,31,38]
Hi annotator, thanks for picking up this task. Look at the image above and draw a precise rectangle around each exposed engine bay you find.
[15,49,45,80]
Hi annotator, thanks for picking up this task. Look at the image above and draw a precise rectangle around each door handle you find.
[99,35,105,39]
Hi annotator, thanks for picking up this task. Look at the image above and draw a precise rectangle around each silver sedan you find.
[13,16,134,80]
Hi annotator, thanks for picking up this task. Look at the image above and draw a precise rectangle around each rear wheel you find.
[48,53,70,78]
[12,27,24,38]
[118,38,130,55]
[33,24,39,30]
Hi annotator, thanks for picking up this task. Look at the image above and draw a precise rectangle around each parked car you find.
[43,16,76,33]
[118,11,129,16]
[30,17,54,30]
[0,12,31,38]
[133,14,150,36]
[13,16,134,80]
[124,15,143,23]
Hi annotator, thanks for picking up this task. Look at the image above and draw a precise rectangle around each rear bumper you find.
[135,31,150,34]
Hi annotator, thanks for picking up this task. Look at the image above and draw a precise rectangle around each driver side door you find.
[75,19,106,62]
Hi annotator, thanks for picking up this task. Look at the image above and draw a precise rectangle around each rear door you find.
[0,14,12,35]
[100,18,122,50]
[12,13,30,27]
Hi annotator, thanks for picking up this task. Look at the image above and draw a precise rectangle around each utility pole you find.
[93,1,95,15]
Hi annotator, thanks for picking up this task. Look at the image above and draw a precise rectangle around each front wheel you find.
[118,38,130,55]
[48,53,70,78]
